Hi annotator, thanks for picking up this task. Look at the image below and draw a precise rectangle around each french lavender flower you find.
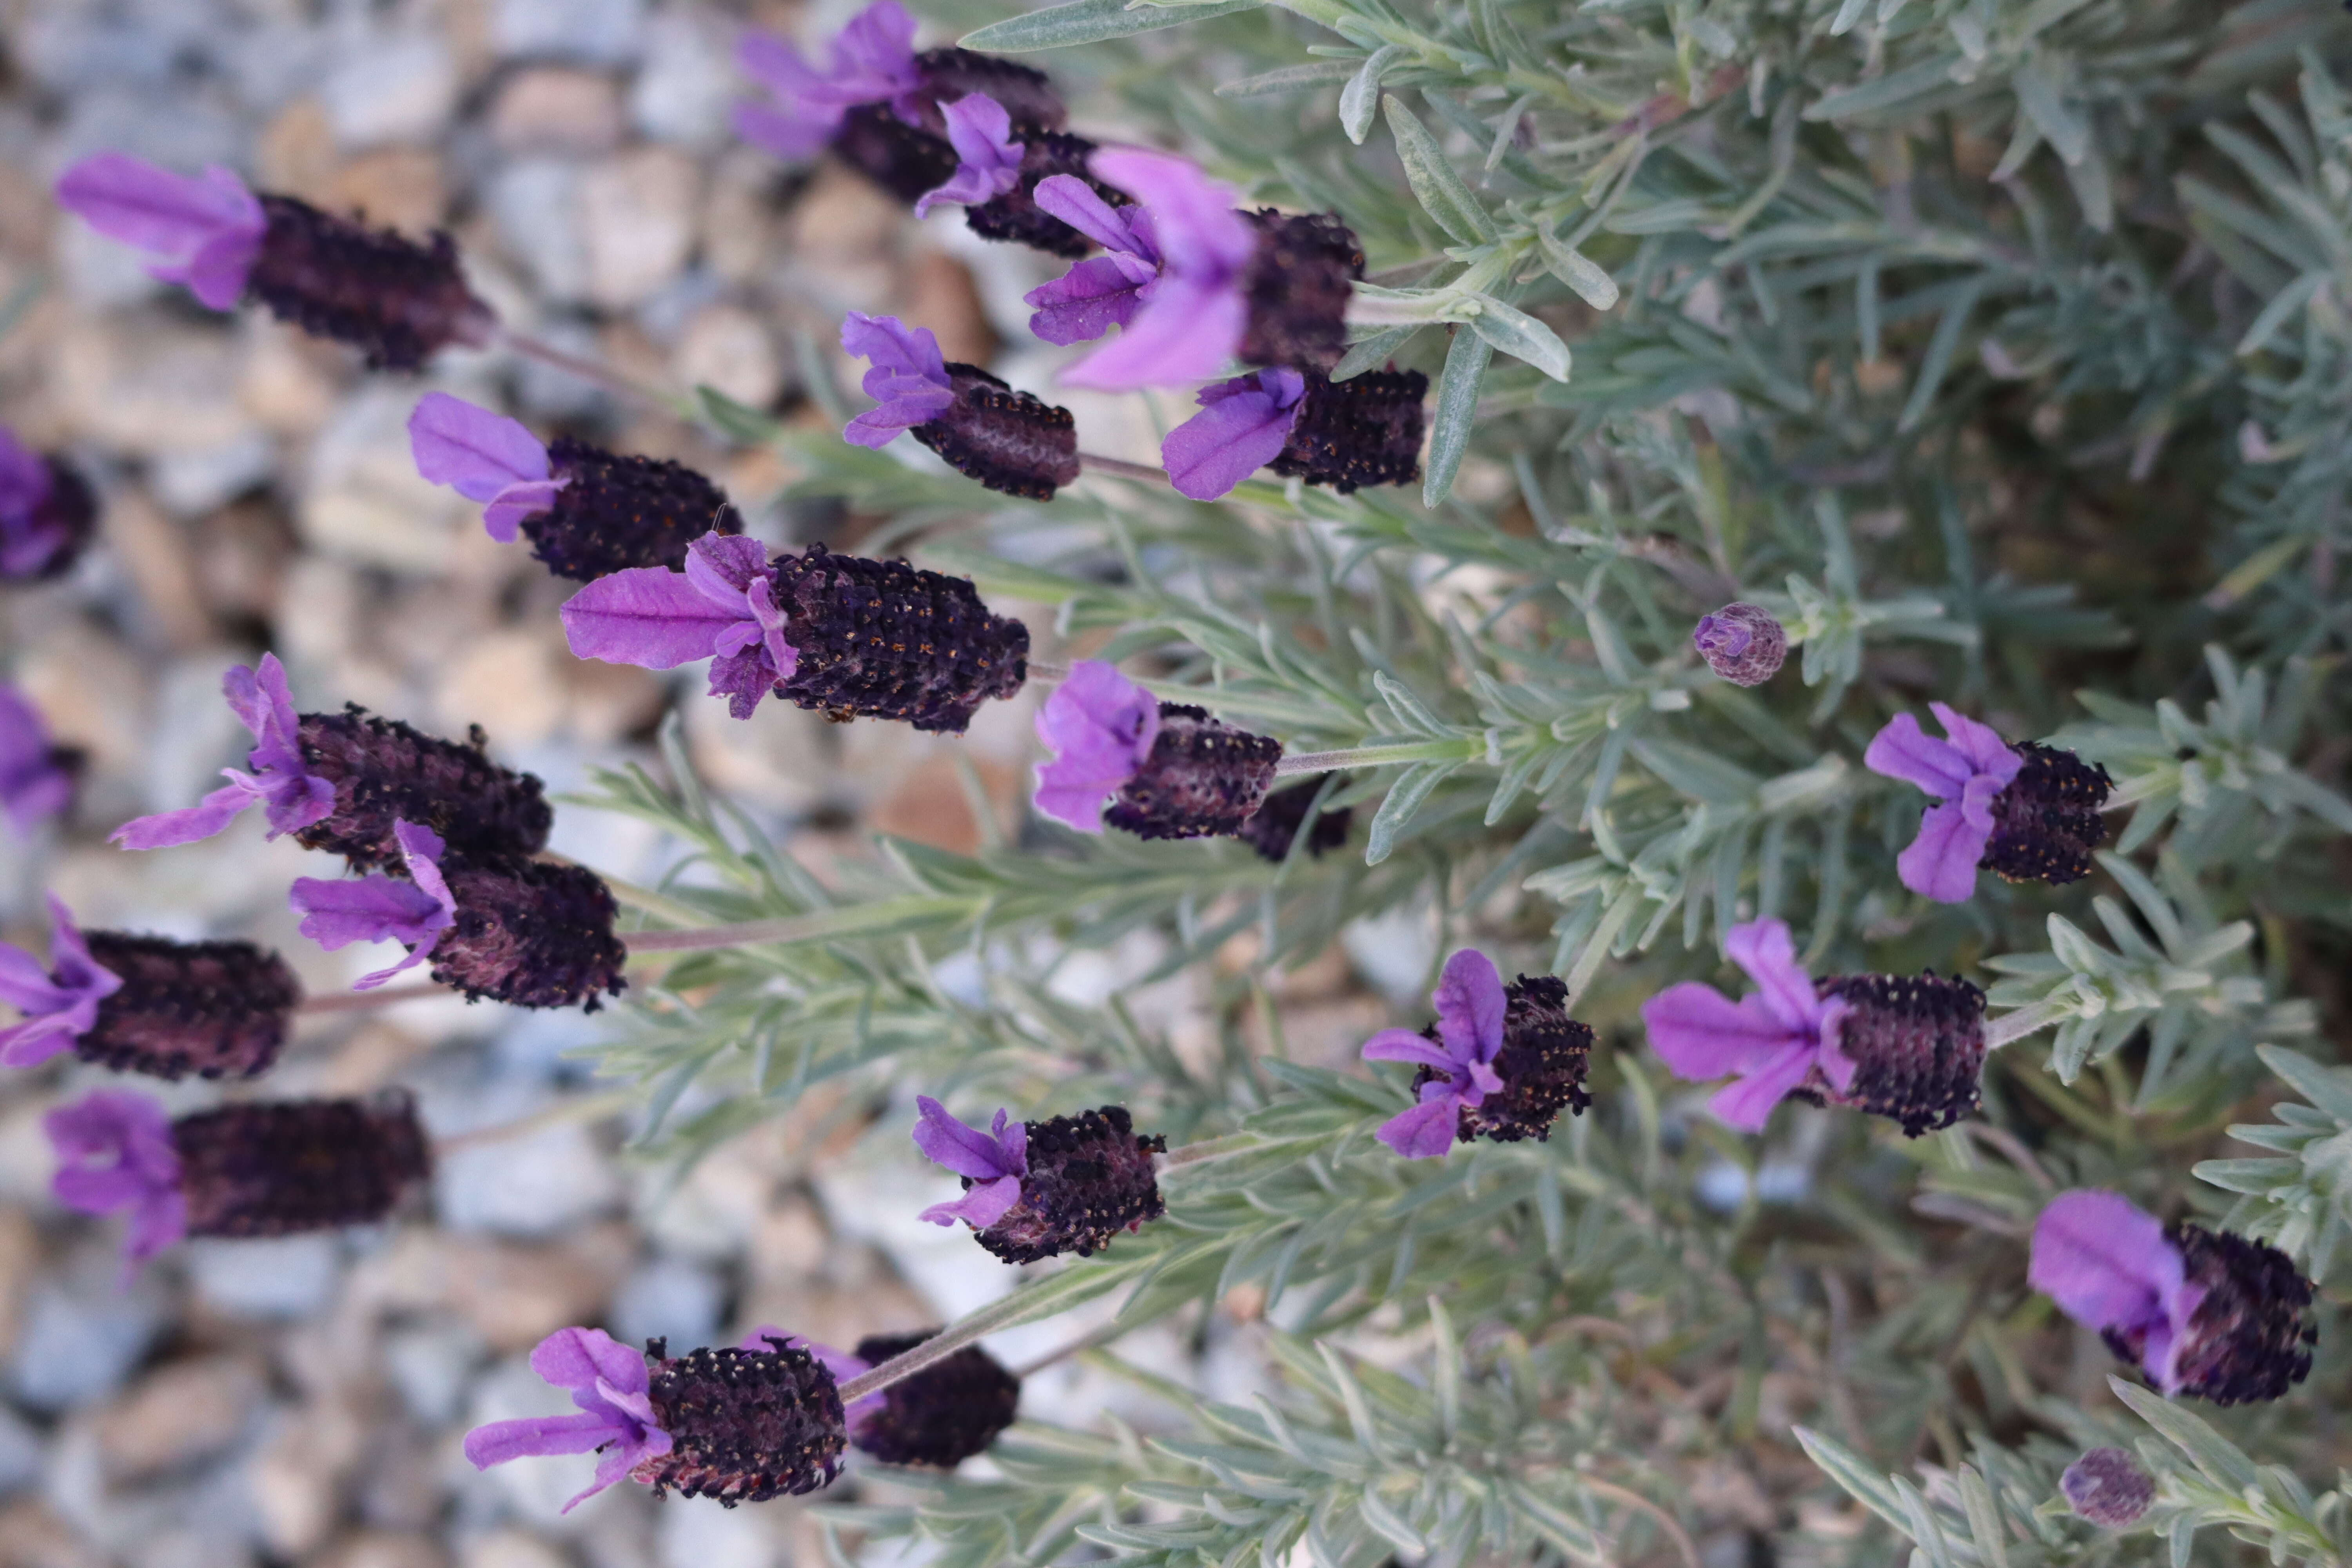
[1691,603,1787,687]
[47,1088,429,1261]
[1864,703,2114,902]
[563,530,1029,733]
[2029,1190,2317,1406]
[292,819,626,1010]
[1359,949,1593,1158]
[56,153,495,371]
[1025,152,1364,388]
[840,314,1079,501]
[746,1326,1020,1468]
[1160,368,1427,501]
[0,425,98,583]
[913,1097,1166,1264]
[407,393,743,581]
[2060,1448,2156,1528]
[111,654,551,870]
[1031,661,1281,840]
[0,683,77,836]
[1235,778,1352,863]
[465,1327,846,1510]
[0,895,299,1079]
[1639,917,1985,1136]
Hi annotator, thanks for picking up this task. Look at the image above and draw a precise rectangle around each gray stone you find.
[610,1257,724,1355]
[0,1404,42,1498]
[630,11,734,148]
[434,1092,622,1239]
[494,0,647,64]
[321,33,458,148]
[185,1236,343,1320]
[150,432,279,519]
[9,1265,165,1412]
[486,160,591,305]
[657,1503,782,1568]
[382,1325,486,1428]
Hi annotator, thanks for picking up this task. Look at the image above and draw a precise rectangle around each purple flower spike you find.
[111,653,334,851]
[1361,949,1510,1159]
[733,2,923,161]
[1161,369,1307,500]
[464,1327,675,1514]
[1864,703,2025,903]
[913,95,1024,218]
[1639,918,1856,1132]
[560,531,799,720]
[912,1095,1027,1229]
[1030,151,1255,389]
[407,392,567,544]
[288,820,458,989]
[840,313,955,447]
[0,684,74,836]
[2029,1191,2194,1390]
[45,1089,187,1264]
[1031,661,1161,831]
[54,153,267,311]
[0,896,123,1068]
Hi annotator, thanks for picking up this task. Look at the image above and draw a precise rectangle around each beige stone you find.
[94,1356,265,1481]
[0,1206,36,1362]
[580,147,703,309]
[103,490,215,652]
[53,314,254,456]
[491,67,624,155]
[673,303,782,409]
[436,627,568,749]
[240,319,350,438]
[248,1398,369,1557]
[869,751,1018,854]
[258,98,340,204]
[700,149,781,285]
[326,149,450,233]
[350,1227,633,1352]
[314,1532,450,1568]
[0,1500,106,1568]
[459,1532,573,1568]
[905,251,995,366]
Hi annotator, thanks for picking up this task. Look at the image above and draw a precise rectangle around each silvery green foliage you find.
[581,0,2352,1558]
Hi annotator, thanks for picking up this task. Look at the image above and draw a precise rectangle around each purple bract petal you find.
[1359,1026,1457,1073]
[1724,918,1823,1036]
[1033,176,1154,258]
[1866,705,2024,905]
[466,1326,673,1514]
[0,684,72,837]
[1024,252,1159,347]
[111,654,333,850]
[0,895,123,1069]
[1160,370,1305,500]
[1640,920,1841,1132]
[562,565,740,669]
[914,94,1025,218]
[1897,799,1996,904]
[1089,149,1252,281]
[2029,1191,2189,1386]
[1864,712,1973,800]
[54,154,266,312]
[1705,1040,1821,1132]
[1031,661,1161,831]
[45,1089,187,1263]
[913,1095,1027,1180]
[1376,1087,1463,1159]
[407,392,552,504]
[1061,272,1249,391]
[841,313,954,447]
[919,1172,1024,1229]
[532,1325,650,1396]
[481,479,568,542]
[290,821,456,989]
[733,3,922,159]
[1431,947,1508,1066]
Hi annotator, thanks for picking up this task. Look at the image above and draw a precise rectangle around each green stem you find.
[835,1287,1057,1403]
[1275,737,1485,775]
[621,895,977,952]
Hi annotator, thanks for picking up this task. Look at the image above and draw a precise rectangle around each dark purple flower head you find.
[636,1336,847,1503]
[466,1327,676,1514]
[291,818,459,989]
[1032,662,1161,831]
[2062,1448,2155,1528]
[1693,603,1787,686]
[1867,706,2111,901]
[0,684,76,836]
[54,154,266,310]
[2031,1191,2316,1405]
[172,1091,430,1239]
[112,654,334,851]
[291,705,554,869]
[1161,367,1428,501]
[562,530,800,720]
[0,428,98,583]
[842,314,1079,499]
[1361,949,1509,1159]
[0,896,123,1069]
[734,2,925,161]
[70,931,300,1081]
[920,1103,1163,1264]
[913,1096,1028,1229]
[407,392,566,542]
[913,95,1024,218]
[844,1330,1020,1468]
[1236,777,1352,863]
[46,1089,185,1264]
[1104,705,1283,841]
[1235,211,1362,373]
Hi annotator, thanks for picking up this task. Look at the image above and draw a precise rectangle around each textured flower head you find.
[45,1089,187,1264]
[0,683,75,836]
[1162,369,1307,501]
[289,819,459,989]
[841,314,955,448]
[111,653,335,851]
[407,393,566,543]
[913,1096,1028,1229]
[0,428,97,583]
[172,1093,430,1240]
[1361,949,1510,1158]
[740,1328,880,1430]
[1159,365,1432,501]
[1692,603,1788,687]
[465,1327,675,1514]
[2061,1448,2156,1528]
[1639,918,1855,1132]
[561,530,800,719]
[734,1,924,160]
[913,95,1025,218]
[68,931,301,1081]
[1864,703,2024,902]
[54,153,267,310]
[0,896,123,1069]
[844,1330,1021,1467]
[1032,662,1161,831]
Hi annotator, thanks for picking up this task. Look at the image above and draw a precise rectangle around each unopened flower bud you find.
[174,1091,430,1238]
[909,365,1080,501]
[2061,1448,2155,1528]
[1982,742,2114,888]
[530,441,744,581]
[0,430,96,583]
[918,1101,1165,1265]
[1268,369,1427,494]
[2156,1223,2317,1405]
[1415,973,1595,1145]
[431,855,629,1012]
[1693,603,1787,686]
[297,708,552,870]
[771,544,1032,732]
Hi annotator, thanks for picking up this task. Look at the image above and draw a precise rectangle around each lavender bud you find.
[429,856,628,1012]
[1982,742,2112,887]
[834,104,960,204]
[1268,370,1427,494]
[297,708,552,870]
[2061,1448,2155,1528]
[911,48,1067,134]
[2134,1224,2316,1405]
[1693,603,1787,686]
[848,1330,1021,1467]
[1236,777,1352,862]
[770,546,1031,734]
[79,933,300,1080]
[1105,704,1283,841]
[1412,975,1593,1145]
[174,1091,429,1238]
[249,194,495,372]
[912,365,1080,500]
[965,133,1129,258]
[3,455,97,583]
[530,440,744,581]
[640,1340,847,1504]
[1806,971,1985,1136]
[1238,211,1364,374]
[970,1105,1165,1265]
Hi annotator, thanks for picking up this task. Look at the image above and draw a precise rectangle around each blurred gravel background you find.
[0,2,1416,1564]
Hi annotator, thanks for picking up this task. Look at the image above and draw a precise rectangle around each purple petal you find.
[1641,982,1806,1080]
[1025,254,1156,347]
[2029,1191,2185,1353]
[0,895,119,1050]
[44,1089,187,1261]
[0,1016,79,1069]
[407,392,551,503]
[1432,947,1508,1065]
[1929,701,2022,782]
[109,781,256,850]
[1704,1039,1818,1132]
[1160,372,1303,500]
[568,1431,669,1514]
[842,312,949,391]
[561,566,740,668]
[1896,800,1993,904]
[1692,614,1751,660]
[914,94,1023,217]
[482,479,566,543]
[55,155,265,307]
[1088,149,1254,281]
[464,1411,633,1470]
[1060,273,1249,391]
[1360,1026,1456,1072]
[290,873,452,951]
[1722,919,1820,1036]
[170,226,264,312]
[919,1172,1024,1228]
[1375,1091,1462,1159]
[1033,176,1151,256]
[530,1326,649,1397]
[912,1095,1025,1179]
[685,529,773,601]
[1863,712,1973,800]
[830,0,922,96]
[731,99,836,160]
[1031,661,1161,831]
[846,399,952,448]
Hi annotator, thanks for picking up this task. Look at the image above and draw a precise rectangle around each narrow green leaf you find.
[961,0,1266,52]
[1333,324,1422,380]
[1365,760,1459,863]
[1423,327,1493,506]
[1382,96,1498,243]
[1463,294,1571,382]
[1216,60,1357,96]
[1534,228,1619,309]
[1340,46,1403,143]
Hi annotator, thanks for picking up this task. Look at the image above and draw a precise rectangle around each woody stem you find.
[1076,451,1167,483]
[296,981,450,1014]
[497,327,699,421]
